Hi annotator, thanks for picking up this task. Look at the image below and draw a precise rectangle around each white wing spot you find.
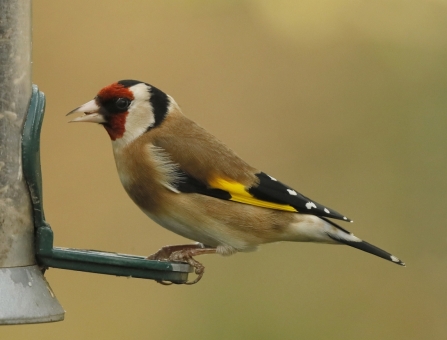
[287,189,297,196]
[305,201,317,209]
[268,175,277,181]
[324,208,330,214]
[390,255,400,263]
[343,216,348,220]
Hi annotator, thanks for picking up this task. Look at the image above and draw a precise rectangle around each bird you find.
[67,79,405,284]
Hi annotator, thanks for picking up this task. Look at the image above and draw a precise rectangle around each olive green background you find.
[3,1,447,339]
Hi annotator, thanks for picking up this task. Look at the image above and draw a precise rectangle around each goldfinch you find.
[67,80,405,284]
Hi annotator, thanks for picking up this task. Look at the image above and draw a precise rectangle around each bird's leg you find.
[169,247,217,285]
[147,243,207,261]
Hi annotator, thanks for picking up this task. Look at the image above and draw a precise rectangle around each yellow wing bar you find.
[209,177,298,212]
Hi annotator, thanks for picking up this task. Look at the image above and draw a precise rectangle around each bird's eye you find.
[115,98,130,110]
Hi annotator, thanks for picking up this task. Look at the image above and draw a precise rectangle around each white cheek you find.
[124,101,154,137]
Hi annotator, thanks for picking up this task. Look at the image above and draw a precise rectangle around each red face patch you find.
[97,82,134,101]
[103,112,128,141]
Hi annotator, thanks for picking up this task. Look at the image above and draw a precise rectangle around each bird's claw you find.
[168,250,205,285]
[147,244,215,285]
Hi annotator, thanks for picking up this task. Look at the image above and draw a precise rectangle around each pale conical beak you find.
[66,99,106,123]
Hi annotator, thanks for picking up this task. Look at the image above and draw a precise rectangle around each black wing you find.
[248,172,352,222]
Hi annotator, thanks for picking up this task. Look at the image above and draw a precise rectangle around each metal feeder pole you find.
[0,1,64,324]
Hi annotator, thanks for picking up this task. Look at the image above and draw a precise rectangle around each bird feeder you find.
[0,1,191,325]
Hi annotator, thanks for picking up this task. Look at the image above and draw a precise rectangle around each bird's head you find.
[67,80,171,144]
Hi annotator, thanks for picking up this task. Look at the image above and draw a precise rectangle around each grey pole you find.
[0,1,64,324]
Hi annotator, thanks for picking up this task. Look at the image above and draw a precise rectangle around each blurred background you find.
[2,0,446,339]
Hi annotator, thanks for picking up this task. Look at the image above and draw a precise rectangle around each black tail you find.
[321,217,405,266]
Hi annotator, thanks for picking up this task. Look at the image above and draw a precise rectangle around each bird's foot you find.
[147,245,216,285]
[147,243,207,261]
[168,248,217,285]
